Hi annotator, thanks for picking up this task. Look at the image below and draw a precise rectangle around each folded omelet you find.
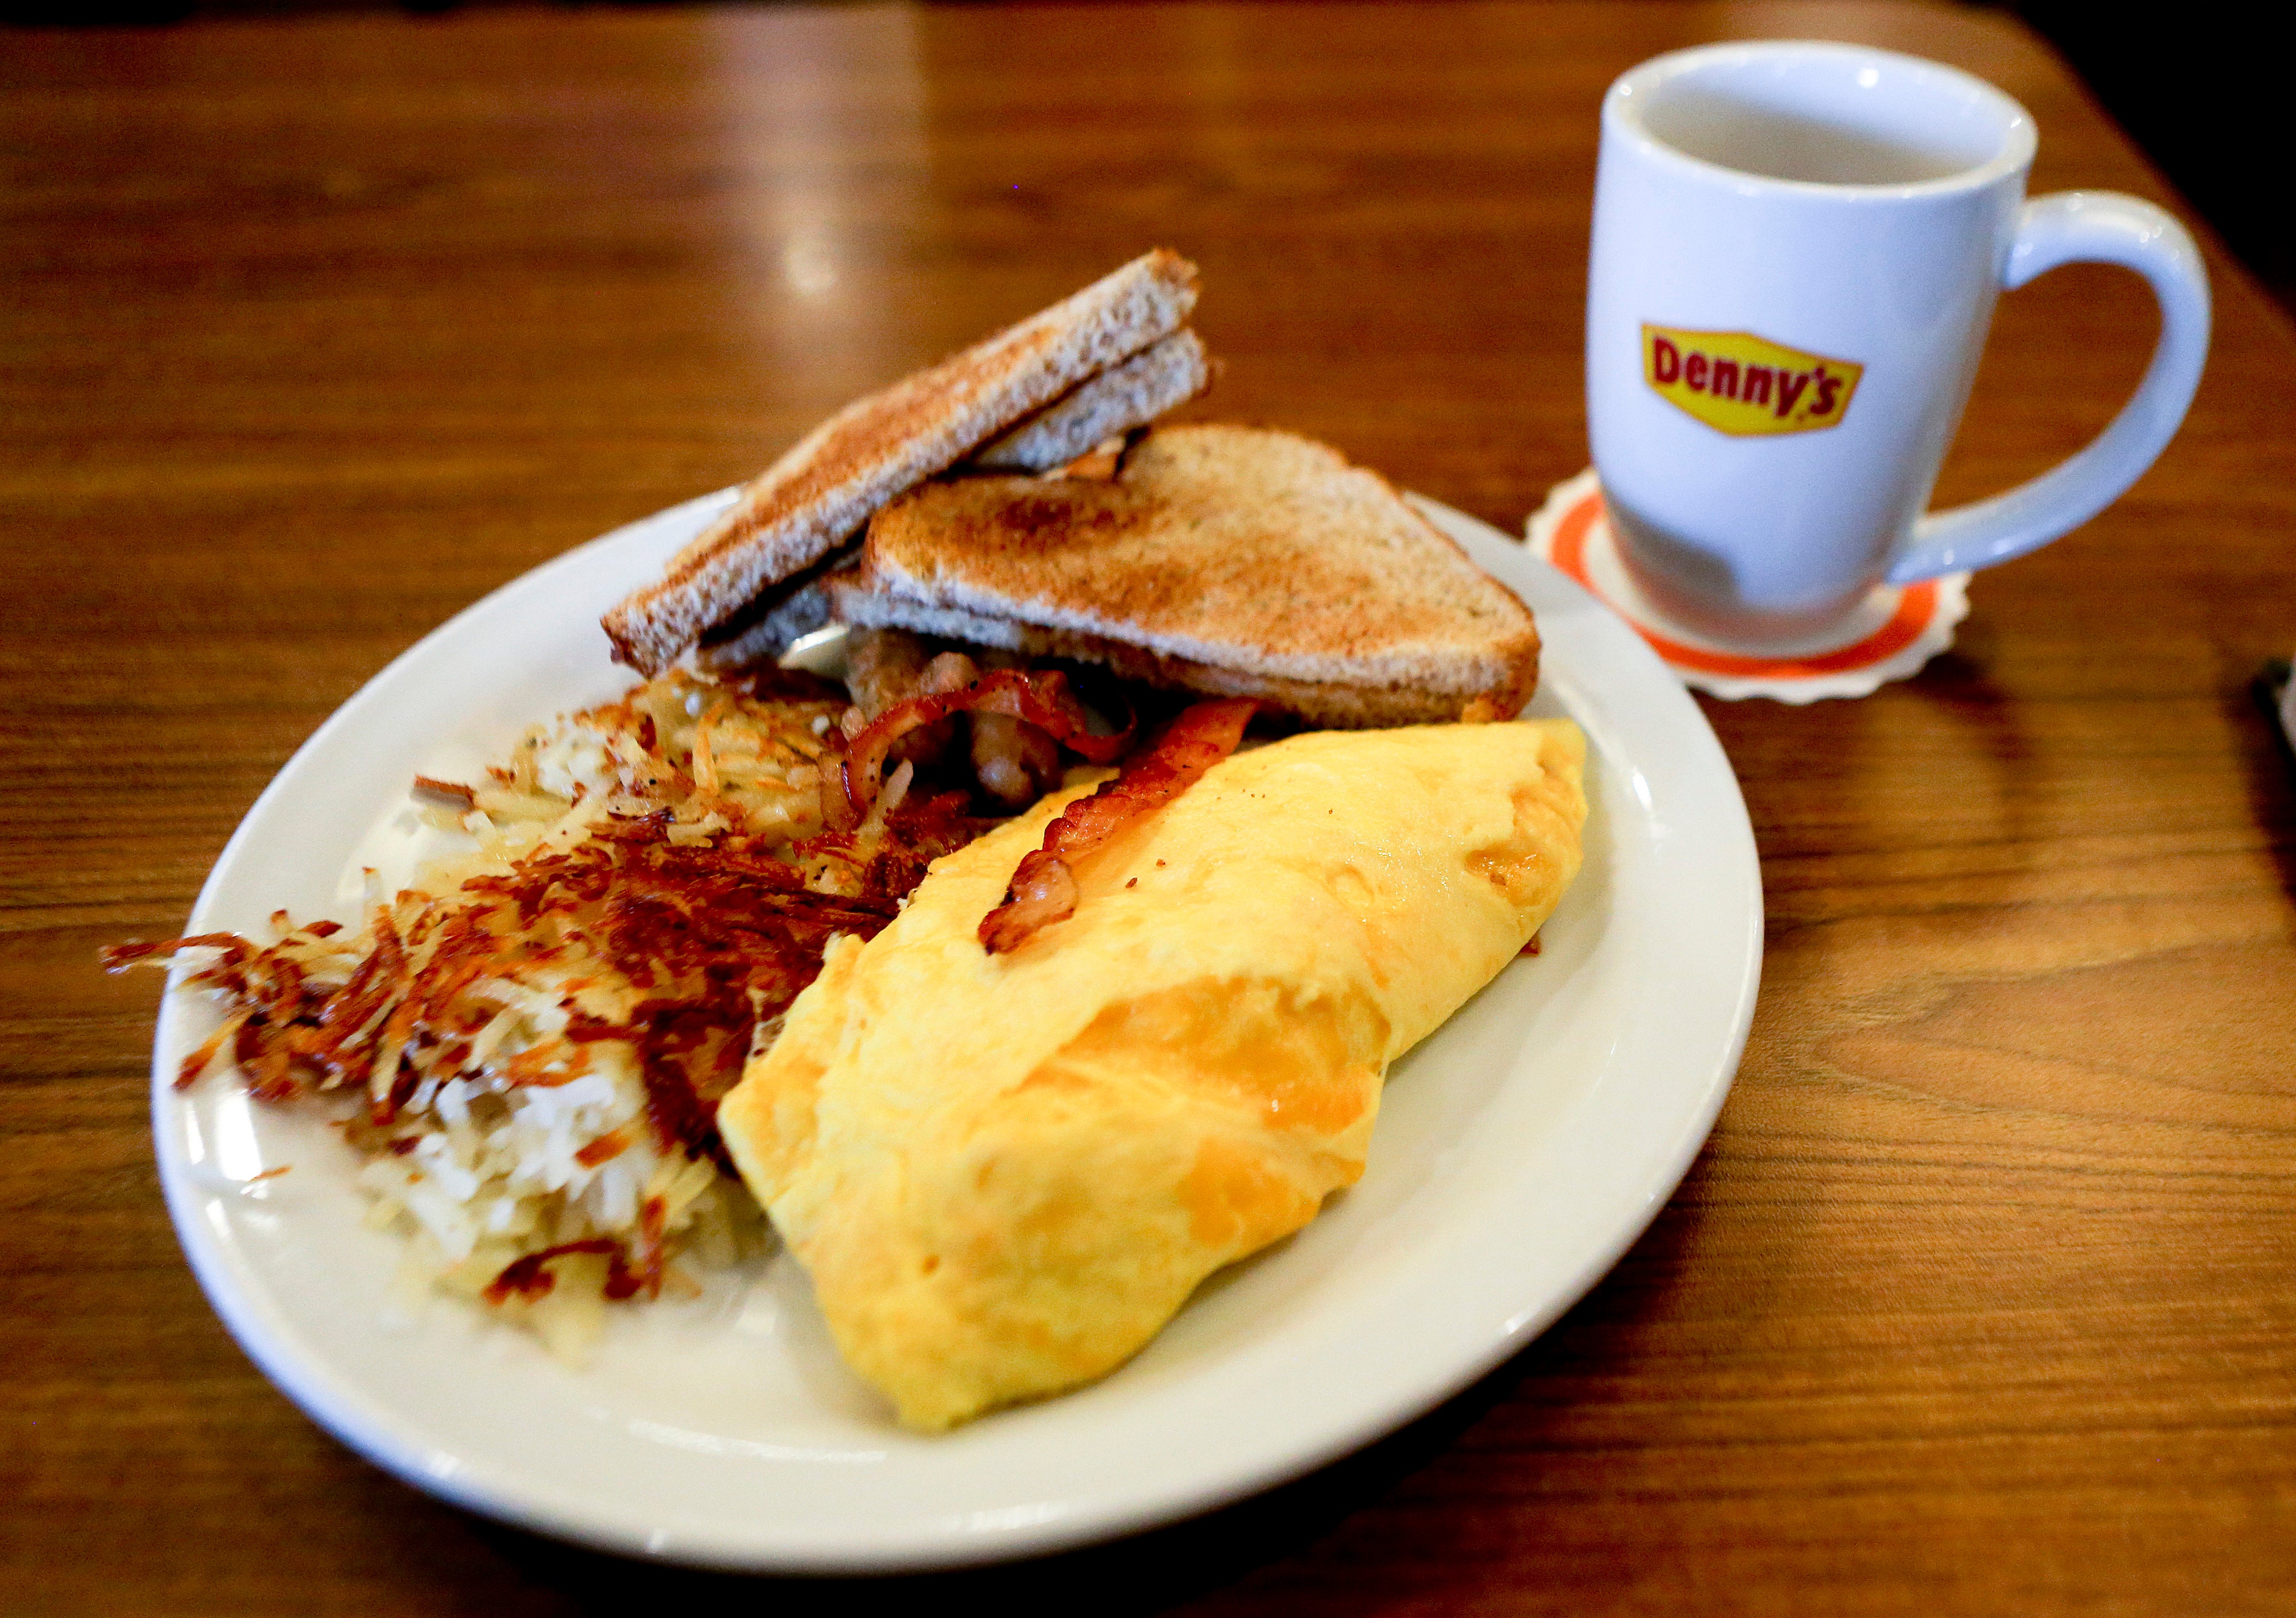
[717,719,1587,1430]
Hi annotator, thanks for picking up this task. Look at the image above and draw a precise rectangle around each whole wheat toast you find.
[603,250,1201,675]
[970,330,1209,473]
[833,425,1541,727]
[692,331,1209,672]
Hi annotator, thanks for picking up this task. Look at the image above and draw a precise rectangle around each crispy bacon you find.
[978,698,1255,955]
[830,668,1135,829]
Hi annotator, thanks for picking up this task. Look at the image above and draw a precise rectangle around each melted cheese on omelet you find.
[717,719,1587,1430]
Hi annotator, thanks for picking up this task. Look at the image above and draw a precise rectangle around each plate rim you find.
[147,490,1762,1572]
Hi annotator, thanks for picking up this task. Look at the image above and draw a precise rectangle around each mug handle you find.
[1887,191,2210,585]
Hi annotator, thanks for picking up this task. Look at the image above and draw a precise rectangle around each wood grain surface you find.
[6,3,2294,1613]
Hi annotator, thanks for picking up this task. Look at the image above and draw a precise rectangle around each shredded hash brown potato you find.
[105,668,989,1360]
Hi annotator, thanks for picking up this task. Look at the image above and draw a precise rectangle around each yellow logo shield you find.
[1642,326,1864,436]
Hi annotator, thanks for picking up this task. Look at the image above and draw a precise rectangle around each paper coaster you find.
[1525,469,1969,703]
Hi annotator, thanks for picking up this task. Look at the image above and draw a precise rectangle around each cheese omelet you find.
[716,719,1587,1429]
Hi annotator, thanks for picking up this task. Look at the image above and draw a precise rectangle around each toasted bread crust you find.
[693,545,859,672]
[840,425,1541,721]
[602,250,1200,674]
[969,331,1210,473]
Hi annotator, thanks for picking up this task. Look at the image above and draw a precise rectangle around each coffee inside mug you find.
[1632,53,2018,187]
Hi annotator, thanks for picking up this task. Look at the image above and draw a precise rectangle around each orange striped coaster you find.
[1525,470,1968,703]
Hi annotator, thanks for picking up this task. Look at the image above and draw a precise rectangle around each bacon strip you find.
[978,699,1255,955]
[830,668,1135,829]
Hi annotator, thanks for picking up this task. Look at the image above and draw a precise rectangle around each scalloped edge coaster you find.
[1525,469,1969,703]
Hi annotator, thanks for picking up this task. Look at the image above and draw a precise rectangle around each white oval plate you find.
[150,491,1760,1573]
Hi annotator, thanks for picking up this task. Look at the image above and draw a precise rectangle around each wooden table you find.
[9,2,2294,1611]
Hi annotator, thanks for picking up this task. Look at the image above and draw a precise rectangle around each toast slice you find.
[969,330,1209,473]
[691,329,1210,672]
[603,249,1201,675]
[832,425,1541,727]
[692,547,858,672]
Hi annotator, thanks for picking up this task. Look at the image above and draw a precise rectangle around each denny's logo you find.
[1642,325,1863,436]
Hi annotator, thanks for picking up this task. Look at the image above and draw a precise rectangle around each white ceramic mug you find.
[1585,40,2209,647]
